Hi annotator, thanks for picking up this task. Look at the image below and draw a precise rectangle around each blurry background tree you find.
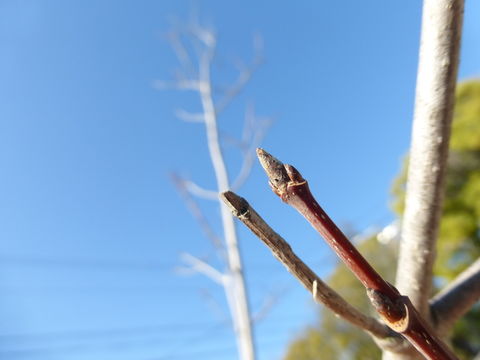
[284,80,480,360]
[158,15,271,360]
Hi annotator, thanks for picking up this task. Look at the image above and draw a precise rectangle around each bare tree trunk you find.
[384,0,464,359]
[161,21,264,360]
[198,51,256,360]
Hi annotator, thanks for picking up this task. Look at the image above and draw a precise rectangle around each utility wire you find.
[0,254,285,271]
[0,314,304,343]
[0,324,231,358]
[0,255,175,271]
[0,321,225,342]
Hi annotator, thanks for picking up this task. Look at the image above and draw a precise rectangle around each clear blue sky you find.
[0,1,479,359]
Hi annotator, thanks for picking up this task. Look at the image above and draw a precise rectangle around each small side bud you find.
[367,288,410,332]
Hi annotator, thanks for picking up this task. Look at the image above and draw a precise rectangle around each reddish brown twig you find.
[256,148,458,360]
[221,190,394,340]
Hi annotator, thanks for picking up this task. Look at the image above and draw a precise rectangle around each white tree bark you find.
[198,49,256,360]
[163,22,262,360]
[384,0,464,359]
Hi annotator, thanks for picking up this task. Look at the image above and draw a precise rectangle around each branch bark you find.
[430,257,480,337]
[395,0,464,320]
[221,191,394,340]
[256,148,459,360]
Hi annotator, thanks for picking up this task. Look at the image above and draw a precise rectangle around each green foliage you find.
[284,80,480,359]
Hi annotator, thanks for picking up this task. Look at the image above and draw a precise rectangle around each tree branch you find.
[220,190,393,340]
[256,148,459,360]
[395,0,464,318]
[251,287,286,324]
[174,108,204,123]
[152,79,201,91]
[215,37,263,115]
[170,173,225,256]
[182,179,218,200]
[165,30,197,80]
[231,107,272,191]
[163,19,267,360]
[430,257,480,336]
[181,252,225,285]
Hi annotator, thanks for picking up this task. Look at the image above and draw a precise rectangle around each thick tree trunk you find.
[384,0,464,359]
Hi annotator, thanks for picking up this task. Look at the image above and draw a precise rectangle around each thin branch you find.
[256,148,459,360]
[251,287,287,324]
[215,37,263,114]
[395,0,465,318]
[170,173,224,255]
[215,60,261,114]
[182,179,218,200]
[190,23,216,48]
[430,257,480,336]
[198,288,230,323]
[180,253,225,285]
[231,108,272,190]
[221,190,393,340]
[165,31,197,80]
[174,108,204,123]
[153,79,201,91]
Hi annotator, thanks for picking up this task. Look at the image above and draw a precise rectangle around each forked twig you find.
[254,148,458,360]
[221,191,393,340]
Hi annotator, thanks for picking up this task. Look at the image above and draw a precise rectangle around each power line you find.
[153,335,288,360]
[0,315,301,359]
[0,321,228,342]
[0,255,176,271]
[0,313,306,343]
[0,254,284,271]
[0,324,232,358]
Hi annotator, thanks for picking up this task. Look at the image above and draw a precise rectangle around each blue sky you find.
[0,1,479,359]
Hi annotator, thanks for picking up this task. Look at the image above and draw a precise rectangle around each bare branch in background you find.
[430,257,480,337]
[174,108,204,123]
[170,173,224,254]
[181,179,218,200]
[152,79,200,91]
[161,16,269,360]
[199,288,231,323]
[232,105,272,190]
[252,287,288,324]
[165,30,197,80]
[215,35,263,115]
[180,252,225,285]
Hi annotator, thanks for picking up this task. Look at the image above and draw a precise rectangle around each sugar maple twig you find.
[256,148,459,360]
[220,191,392,340]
